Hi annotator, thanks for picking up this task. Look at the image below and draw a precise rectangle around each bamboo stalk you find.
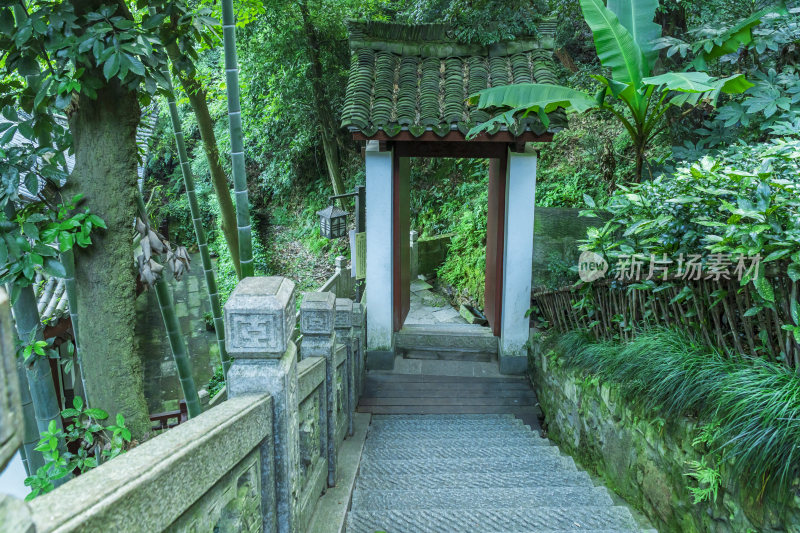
[13,284,70,486]
[136,194,202,418]
[221,0,254,278]
[60,247,90,407]
[163,72,231,378]
[734,283,758,355]
[154,278,202,418]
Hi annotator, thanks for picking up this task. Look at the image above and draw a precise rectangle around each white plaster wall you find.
[364,141,394,352]
[500,146,537,358]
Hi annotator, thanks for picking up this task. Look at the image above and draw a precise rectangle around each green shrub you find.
[552,328,800,501]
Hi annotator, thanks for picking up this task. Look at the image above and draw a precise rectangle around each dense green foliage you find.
[24,397,131,500]
[552,329,800,502]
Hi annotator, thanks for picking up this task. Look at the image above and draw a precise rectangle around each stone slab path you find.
[346,413,656,533]
[135,253,219,413]
[404,279,467,326]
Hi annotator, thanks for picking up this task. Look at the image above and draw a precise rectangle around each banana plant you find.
[468,0,756,181]
[135,194,202,419]
[221,0,254,278]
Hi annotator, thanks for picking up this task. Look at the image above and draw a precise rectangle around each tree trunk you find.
[165,44,241,280]
[66,78,151,441]
[299,0,346,198]
[162,70,232,378]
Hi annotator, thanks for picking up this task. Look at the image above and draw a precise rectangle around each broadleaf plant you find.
[468,0,762,181]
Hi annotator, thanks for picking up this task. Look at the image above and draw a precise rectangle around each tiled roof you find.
[341,21,566,138]
[13,106,158,202]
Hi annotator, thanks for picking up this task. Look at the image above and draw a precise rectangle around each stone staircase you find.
[345,414,653,533]
[396,324,497,361]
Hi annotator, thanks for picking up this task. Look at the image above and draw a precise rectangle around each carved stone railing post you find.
[352,301,366,398]
[334,298,355,437]
[334,256,349,298]
[299,292,337,487]
[224,277,298,533]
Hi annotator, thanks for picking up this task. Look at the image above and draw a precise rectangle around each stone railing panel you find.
[296,357,327,531]
[334,343,349,446]
[334,298,354,437]
[29,394,275,533]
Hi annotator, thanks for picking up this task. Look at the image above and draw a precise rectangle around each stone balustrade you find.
[0,277,366,533]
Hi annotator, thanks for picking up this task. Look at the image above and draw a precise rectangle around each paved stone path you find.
[346,413,655,533]
[135,254,219,414]
[404,279,467,326]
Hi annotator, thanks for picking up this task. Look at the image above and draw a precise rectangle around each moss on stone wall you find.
[529,343,800,533]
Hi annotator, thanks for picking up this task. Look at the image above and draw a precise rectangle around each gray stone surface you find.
[306,413,370,533]
[299,291,338,488]
[351,486,615,510]
[346,414,650,532]
[366,350,394,370]
[0,494,34,533]
[499,354,528,375]
[360,444,562,462]
[224,276,296,358]
[357,456,578,477]
[29,394,274,533]
[346,507,640,532]
[396,324,497,354]
[227,349,300,533]
[354,469,593,490]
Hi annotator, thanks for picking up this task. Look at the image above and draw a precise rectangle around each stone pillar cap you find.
[224,277,296,358]
[335,298,353,328]
[300,291,336,335]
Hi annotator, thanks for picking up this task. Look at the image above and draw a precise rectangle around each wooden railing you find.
[532,263,799,368]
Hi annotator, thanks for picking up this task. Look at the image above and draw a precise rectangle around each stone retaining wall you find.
[529,342,800,533]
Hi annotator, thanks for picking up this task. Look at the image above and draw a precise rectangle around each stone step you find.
[363,436,551,453]
[367,424,535,439]
[371,414,517,421]
[396,324,498,354]
[354,469,594,490]
[364,430,548,447]
[351,487,615,510]
[368,417,528,430]
[345,506,640,532]
[401,348,493,362]
[358,455,577,478]
[360,443,561,462]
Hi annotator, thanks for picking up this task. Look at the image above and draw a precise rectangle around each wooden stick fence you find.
[532,265,800,369]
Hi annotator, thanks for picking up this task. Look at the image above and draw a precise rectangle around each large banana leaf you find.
[607,0,661,73]
[644,72,754,94]
[580,0,644,87]
[642,72,717,92]
[467,83,597,138]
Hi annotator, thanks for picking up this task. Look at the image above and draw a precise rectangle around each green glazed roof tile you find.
[342,21,566,138]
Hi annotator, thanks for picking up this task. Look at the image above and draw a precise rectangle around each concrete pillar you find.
[410,230,419,285]
[365,140,395,369]
[335,298,355,437]
[299,292,337,488]
[352,302,366,397]
[224,277,299,533]
[500,145,537,374]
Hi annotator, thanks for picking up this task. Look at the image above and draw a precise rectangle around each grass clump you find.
[553,328,800,501]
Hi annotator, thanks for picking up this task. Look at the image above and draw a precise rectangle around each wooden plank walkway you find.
[357,373,542,428]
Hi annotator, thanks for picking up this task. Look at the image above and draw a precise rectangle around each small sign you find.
[355,232,366,280]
